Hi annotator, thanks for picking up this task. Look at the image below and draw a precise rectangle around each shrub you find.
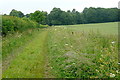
[2,16,39,36]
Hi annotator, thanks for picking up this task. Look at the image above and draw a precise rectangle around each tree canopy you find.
[29,10,47,24]
[9,7,120,25]
[9,9,24,18]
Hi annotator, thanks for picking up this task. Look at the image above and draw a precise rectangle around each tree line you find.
[6,7,120,25]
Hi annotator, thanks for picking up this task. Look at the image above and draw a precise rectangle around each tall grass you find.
[2,28,43,59]
[2,15,49,78]
[2,30,48,78]
[2,15,48,58]
[47,27,119,78]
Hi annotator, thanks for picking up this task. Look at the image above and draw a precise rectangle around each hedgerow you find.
[2,16,39,36]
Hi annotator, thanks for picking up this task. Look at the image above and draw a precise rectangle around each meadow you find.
[2,22,119,78]
[58,22,118,35]
[47,22,119,78]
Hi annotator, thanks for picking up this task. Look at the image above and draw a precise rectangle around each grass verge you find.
[2,29,48,78]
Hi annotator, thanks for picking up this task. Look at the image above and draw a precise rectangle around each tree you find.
[74,11,82,24]
[9,9,24,18]
[47,7,63,25]
[60,11,74,25]
[25,13,32,18]
[29,10,46,24]
[118,9,120,21]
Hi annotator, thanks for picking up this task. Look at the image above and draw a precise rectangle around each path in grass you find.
[3,30,48,78]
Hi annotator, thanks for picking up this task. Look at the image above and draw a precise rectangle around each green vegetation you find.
[47,7,119,25]
[9,9,24,18]
[2,16,39,36]
[1,6,119,78]
[47,24,118,78]
[29,10,47,24]
[8,7,120,26]
[0,38,1,79]
[2,29,42,58]
[2,22,119,78]
[3,30,48,78]
[61,22,118,35]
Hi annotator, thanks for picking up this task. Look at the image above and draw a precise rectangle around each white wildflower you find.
[65,44,68,46]
[96,69,99,72]
[72,63,75,65]
[65,65,71,68]
[118,63,120,65]
[17,34,22,38]
[71,46,73,48]
[111,41,115,44]
[110,73,115,77]
[116,70,119,73]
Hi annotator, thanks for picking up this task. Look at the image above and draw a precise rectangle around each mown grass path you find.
[3,30,48,78]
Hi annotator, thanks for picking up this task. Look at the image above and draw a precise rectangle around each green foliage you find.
[47,8,63,25]
[8,7,120,26]
[9,9,24,18]
[83,7,119,23]
[0,15,2,34]
[2,16,39,36]
[47,7,119,25]
[29,10,47,24]
[2,22,119,78]
[47,8,80,25]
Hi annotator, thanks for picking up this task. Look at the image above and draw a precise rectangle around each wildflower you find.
[18,34,22,38]
[65,65,71,68]
[118,63,120,65]
[111,41,115,44]
[110,73,115,77]
[65,44,68,46]
[64,37,66,38]
[72,63,75,65]
[116,70,119,73]
[99,58,102,61]
[96,69,99,72]
[71,46,73,48]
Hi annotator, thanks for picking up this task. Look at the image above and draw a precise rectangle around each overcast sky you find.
[0,0,119,15]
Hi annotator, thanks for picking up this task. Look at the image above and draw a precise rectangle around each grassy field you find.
[58,22,118,35]
[2,22,119,78]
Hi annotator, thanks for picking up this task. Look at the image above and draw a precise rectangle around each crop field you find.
[2,22,119,78]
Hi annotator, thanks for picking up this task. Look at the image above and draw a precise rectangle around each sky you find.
[0,0,119,15]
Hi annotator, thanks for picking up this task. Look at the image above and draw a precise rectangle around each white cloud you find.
[0,0,119,14]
